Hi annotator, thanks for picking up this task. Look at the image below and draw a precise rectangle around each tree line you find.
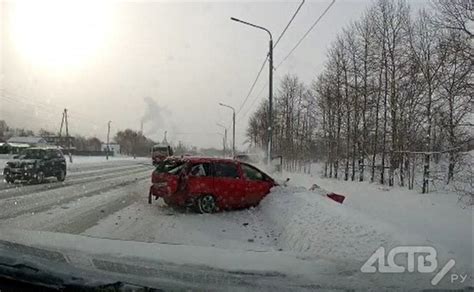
[246,0,472,194]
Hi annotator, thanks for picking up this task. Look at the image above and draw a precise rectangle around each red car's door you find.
[241,163,274,205]
[212,161,246,209]
[186,162,214,195]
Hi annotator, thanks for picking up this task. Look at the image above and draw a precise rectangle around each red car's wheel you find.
[197,194,217,214]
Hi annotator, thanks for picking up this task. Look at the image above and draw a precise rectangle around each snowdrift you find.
[259,186,401,261]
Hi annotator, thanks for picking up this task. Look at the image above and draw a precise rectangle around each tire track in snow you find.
[66,160,151,172]
[0,160,152,192]
[84,199,279,252]
[3,178,149,234]
[50,181,147,234]
[68,163,149,178]
[0,169,150,220]
[0,166,150,199]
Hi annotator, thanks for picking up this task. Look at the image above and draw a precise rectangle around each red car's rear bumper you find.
[149,184,195,207]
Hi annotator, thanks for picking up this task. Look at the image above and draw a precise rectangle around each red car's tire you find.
[196,194,217,214]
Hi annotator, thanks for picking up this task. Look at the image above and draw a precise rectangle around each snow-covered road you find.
[0,158,278,251]
[0,158,152,225]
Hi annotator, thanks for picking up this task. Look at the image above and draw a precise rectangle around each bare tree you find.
[409,9,447,193]
[431,0,473,38]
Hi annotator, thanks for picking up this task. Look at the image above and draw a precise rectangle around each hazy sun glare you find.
[10,0,112,68]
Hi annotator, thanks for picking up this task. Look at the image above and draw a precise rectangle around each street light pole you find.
[216,123,227,157]
[268,38,273,166]
[218,103,236,158]
[106,120,111,160]
[230,17,273,164]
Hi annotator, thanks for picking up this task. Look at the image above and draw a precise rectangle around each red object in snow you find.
[327,192,345,204]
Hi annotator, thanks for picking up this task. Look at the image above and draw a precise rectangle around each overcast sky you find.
[0,0,423,148]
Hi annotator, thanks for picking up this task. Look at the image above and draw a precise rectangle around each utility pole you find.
[217,123,227,157]
[219,103,236,158]
[59,111,64,137]
[268,38,273,165]
[64,108,72,163]
[223,128,227,157]
[232,112,235,158]
[106,120,111,160]
[230,17,273,164]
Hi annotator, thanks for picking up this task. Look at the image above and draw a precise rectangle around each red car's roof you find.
[164,156,239,163]
[180,156,238,164]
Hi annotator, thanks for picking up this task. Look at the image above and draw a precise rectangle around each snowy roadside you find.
[258,186,401,262]
[266,167,472,279]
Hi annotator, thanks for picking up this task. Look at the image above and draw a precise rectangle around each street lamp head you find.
[219,102,235,112]
[230,17,245,24]
[229,16,272,40]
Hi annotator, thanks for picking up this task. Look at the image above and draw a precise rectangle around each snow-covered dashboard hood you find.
[0,228,371,291]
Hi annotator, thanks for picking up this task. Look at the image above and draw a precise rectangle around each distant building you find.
[42,136,75,150]
[101,143,120,156]
[7,136,48,146]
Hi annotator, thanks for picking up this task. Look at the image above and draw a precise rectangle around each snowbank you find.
[258,184,472,288]
[259,186,401,262]
[270,169,473,273]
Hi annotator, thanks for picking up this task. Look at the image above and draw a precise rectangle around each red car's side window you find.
[213,162,240,179]
[241,164,265,181]
[189,163,211,177]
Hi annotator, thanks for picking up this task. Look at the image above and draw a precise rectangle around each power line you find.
[275,0,336,70]
[237,69,283,124]
[237,81,268,123]
[1,89,98,121]
[273,0,306,49]
[0,94,101,133]
[234,0,306,117]
[1,89,65,112]
[0,95,57,118]
[236,56,268,115]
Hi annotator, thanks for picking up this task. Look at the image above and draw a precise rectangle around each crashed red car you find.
[149,157,277,213]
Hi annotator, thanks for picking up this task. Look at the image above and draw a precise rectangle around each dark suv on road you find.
[2,147,67,184]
